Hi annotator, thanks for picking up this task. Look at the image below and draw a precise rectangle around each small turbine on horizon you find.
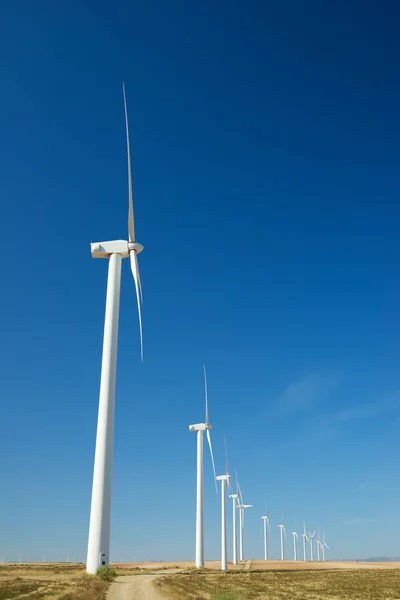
[292,530,298,561]
[302,521,308,561]
[229,472,239,565]
[216,437,230,571]
[308,530,316,562]
[278,515,286,561]
[189,365,217,568]
[237,477,252,561]
[261,502,270,561]
[321,532,330,562]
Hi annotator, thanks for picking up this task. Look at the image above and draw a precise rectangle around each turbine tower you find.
[261,502,270,560]
[321,533,330,562]
[229,475,239,565]
[302,521,308,561]
[308,530,316,562]
[188,365,217,568]
[237,478,252,561]
[86,84,143,575]
[278,515,286,560]
[216,438,230,571]
[292,530,298,561]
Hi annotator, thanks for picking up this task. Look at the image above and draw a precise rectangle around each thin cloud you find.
[334,390,400,423]
[277,372,338,413]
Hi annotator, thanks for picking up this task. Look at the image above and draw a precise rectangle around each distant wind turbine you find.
[302,522,308,561]
[237,478,252,561]
[189,365,217,568]
[292,530,298,561]
[308,530,316,562]
[321,533,330,562]
[216,438,230,571]
[261,502,270,560]
[316,530,321,562]
[229,473,239,565]
[278,515,286,560]
[86,84,144,575]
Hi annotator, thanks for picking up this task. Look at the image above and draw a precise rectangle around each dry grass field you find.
[155,566,400,600]
[0,563,109,600]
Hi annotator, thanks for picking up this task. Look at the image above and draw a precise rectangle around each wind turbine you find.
[316,530,321,562]
[229,473,239,565]
[189,365,217,568]
[237,478,252,561]
[216,438,230,571]
[308,530,316,562]
[321,533,330,562]
[261,502,270,560]
[292,530,298,561]
[302,522,308,561]
[86,84,144,575]
[278,515,286,560]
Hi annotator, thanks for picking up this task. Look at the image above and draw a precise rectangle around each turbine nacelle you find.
[189,423,211,432]
[229,494,239,499]
[91,240,144,259]
[216,474,230,481]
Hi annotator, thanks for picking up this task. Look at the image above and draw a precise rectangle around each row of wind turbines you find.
[189,366,330,570]
[84,85,329,574]
[274,519,330,563]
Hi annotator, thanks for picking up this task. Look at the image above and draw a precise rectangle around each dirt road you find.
[107,571,173,600]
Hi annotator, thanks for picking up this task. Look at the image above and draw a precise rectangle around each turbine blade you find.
[238,482,244,506]
[224,435,228,476]
[203,364,209,425]
[129,250,143,360]
[206,429,217,493]
[123,83,135,243]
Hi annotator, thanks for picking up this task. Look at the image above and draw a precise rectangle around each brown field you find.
[155,566,400,599]
[112,558,400,571]
[0,563,109,600]
[2,561,400,600]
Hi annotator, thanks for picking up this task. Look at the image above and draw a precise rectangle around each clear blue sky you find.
[1,0,400,562]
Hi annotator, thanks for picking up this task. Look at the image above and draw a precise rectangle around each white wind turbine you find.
[229,474,239,565]
[302,521,308,561]
[189,365,217,568]
[237,478,252,561]
[278,515,286,560]
[321,533,330,562]
[261,502,270,560]
[316,529,321,562]
[308,530,316,562]
[216,438,230,571]
[292,530,298,561]
[86,84,144,575]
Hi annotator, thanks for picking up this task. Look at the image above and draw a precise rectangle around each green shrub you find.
[96,566,117,581]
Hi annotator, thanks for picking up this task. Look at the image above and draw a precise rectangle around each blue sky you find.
[1,0,400,562]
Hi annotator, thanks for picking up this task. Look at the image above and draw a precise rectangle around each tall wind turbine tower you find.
[86,84,144,575]
[189,366,217,568]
